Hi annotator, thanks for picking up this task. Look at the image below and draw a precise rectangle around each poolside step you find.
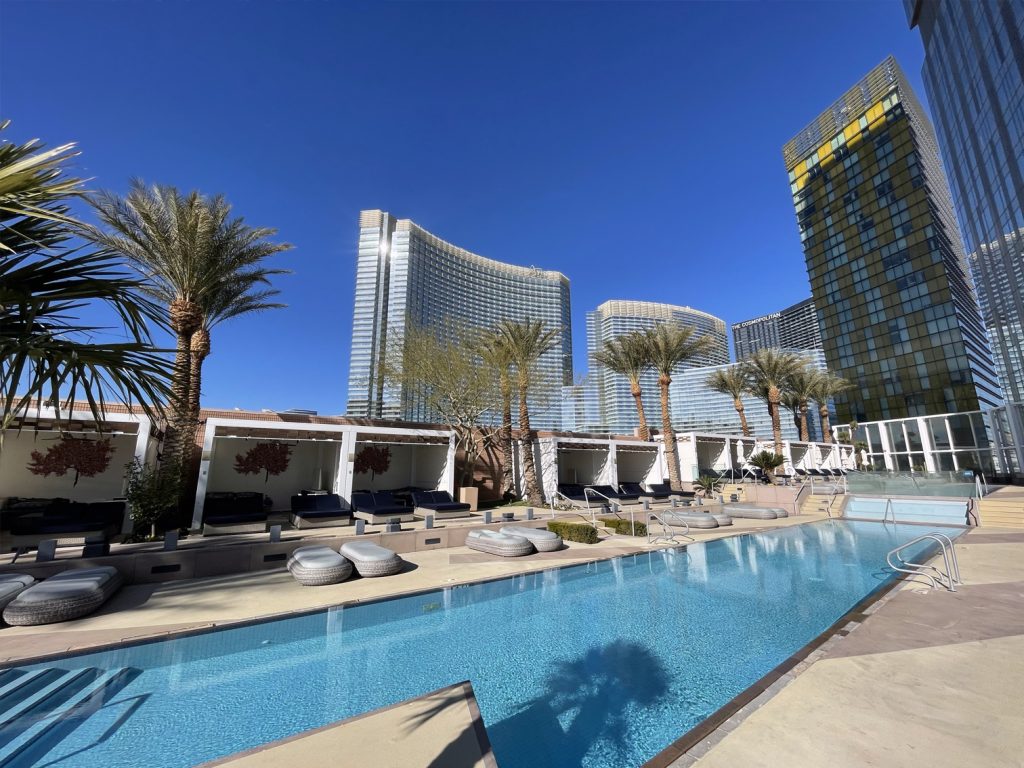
[977,498,1024,528]
[0,666,137,766]
[721,484,746,501]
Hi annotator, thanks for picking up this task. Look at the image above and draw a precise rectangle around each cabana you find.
[0,409,152,550]
[614,444,663,489]
[191,417,455,531]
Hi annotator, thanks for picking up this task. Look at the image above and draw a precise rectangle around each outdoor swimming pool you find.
[0,520,956,768]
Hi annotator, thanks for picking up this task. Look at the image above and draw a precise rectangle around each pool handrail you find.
[886,531,962,592]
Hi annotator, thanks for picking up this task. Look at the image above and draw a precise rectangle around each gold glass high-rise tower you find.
[783,57,1000,423]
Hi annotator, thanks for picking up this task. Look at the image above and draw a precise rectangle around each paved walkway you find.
[679,526,1024,768]
[0,515,821,663]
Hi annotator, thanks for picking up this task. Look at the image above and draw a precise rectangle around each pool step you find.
[977,498,1024,528]
[0,666,137,766]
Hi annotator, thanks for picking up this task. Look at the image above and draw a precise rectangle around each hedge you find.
[598,517,648,537]
[547,521,600,544]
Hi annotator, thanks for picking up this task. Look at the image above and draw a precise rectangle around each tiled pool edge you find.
[0,520,821,668]
[642,534,961,768]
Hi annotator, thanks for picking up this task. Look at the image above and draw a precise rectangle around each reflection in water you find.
[490,641,669,768]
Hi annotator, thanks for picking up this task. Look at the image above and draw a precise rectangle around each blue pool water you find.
[2,521,953,768]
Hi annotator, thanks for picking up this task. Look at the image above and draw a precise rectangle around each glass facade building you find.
[346,210,572,429]
[673,349,830,441]
[732,297,823,360]
[783,57,1001,423]
[586,300,729,435]
[906,0,1024,403]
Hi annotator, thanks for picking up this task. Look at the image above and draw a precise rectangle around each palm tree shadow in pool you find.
[487,640,669,768]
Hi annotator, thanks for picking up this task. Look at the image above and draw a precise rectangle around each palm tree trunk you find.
[819,404,833,444]
[734,397,751,437]
[799,400,809,442]
[500,374,514,497]
[768,387,783,456]
[187,327,210,423]
[630,381,650,441]
[659,376,681,491]
[518,375,542,505]
[162,299,201,468]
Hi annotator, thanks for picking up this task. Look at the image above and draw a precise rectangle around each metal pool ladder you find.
[886,532,962,592]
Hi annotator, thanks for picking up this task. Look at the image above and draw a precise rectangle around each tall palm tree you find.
[741,349,805,456]
[640,324,711,491]
[785,365,820,442]
[188,275,287,424]
[1,122,171,438]
[87,182,291,472]
[477,328,516,498]
[591,331,653,440]
[705,366,752,437]
[810,374,852,444]
[494,319,559,505]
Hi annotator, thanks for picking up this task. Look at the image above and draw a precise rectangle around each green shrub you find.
[598,517,648,536]
[547,521,600,544]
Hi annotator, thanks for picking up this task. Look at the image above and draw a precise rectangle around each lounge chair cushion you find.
[339,542,403,577]
[3,566,122,626]
[466,530,534,557]
[0,574,35,612]
[287,546,353,586]
[658,512,719,529]
[500,525,563,552]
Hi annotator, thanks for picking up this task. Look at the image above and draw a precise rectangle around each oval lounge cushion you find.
[4,566,121,626]
[288,546,347,570]
[500,525,559,543]
[0,574,35,610]
[340,541,397,562]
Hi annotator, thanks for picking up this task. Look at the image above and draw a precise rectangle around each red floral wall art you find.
[27,437,116,486]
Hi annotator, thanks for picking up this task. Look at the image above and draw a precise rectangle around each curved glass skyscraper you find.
[346,210,572,428]
[586,300,729,435]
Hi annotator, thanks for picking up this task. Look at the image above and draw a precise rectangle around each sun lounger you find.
[465,530,534,557]
[2,566,122,626]
[586,485,641,504]
[287,546,353,586]
[620,482,668,500]
[339,541,404,577]
[657,512,719,529]
[289,493,352,529]
[411,491,472,519]
[500,525,563,552]
[0,574,35,616]
[351,492,415,524]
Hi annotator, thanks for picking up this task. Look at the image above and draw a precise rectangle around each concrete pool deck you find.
[670,525,1024,768]
[0,514,822,664]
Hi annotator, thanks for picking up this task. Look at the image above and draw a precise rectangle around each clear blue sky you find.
[0,0,927,415]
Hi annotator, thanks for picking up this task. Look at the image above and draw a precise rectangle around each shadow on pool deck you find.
[488,640,669,768]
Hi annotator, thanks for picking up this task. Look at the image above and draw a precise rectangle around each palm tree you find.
[494,319,559,505]
[784,365,820,442]
[591,331,652,440]
[640,324,711,491]
[1,122,172,439]
[810,374,852,444]
[705,366,752,437]
[87,182,291,471]
[477,328,516,498]
[187,274,287,424]
[741,349,805,456]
